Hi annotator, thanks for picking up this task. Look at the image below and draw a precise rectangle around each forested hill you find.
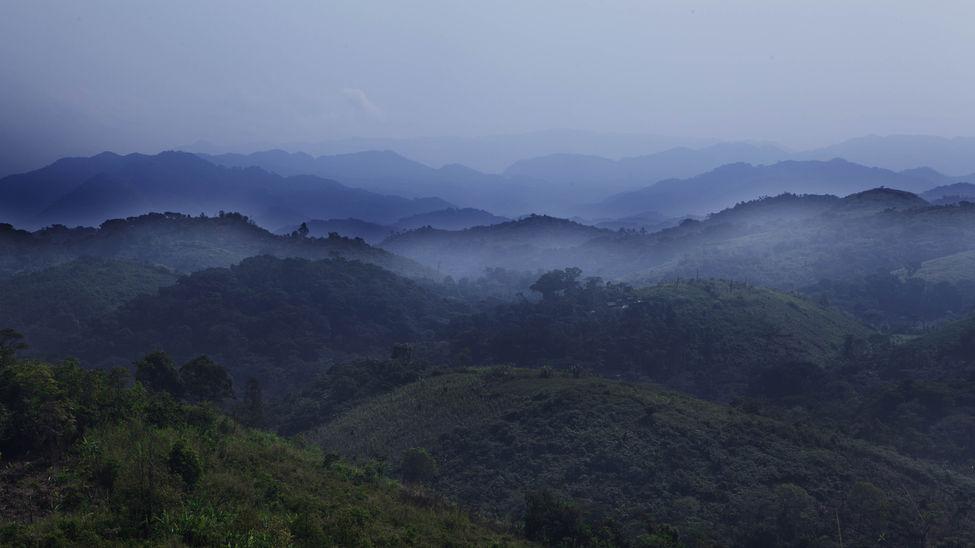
[0,257,179,353]
[62,255,465,391]
[0,211,433,279]
[447,275,870,400]
[310,368,975,546]
[382,214,612,278]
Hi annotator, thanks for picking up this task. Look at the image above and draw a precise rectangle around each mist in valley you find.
[3,1,975,546]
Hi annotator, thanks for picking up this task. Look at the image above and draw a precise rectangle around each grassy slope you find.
[0,396,524,546]
[310,369,975,546]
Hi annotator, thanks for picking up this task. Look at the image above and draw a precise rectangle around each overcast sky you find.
[2,0,973,161]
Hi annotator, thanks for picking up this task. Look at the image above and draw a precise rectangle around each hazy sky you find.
[2,0,974,160]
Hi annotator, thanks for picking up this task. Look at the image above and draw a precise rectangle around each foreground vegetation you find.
[0,348,524,546]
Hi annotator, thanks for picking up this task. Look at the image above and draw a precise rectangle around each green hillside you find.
[74,255,466,392]
[0,357,525,547]
[449,278,871,400]
[0,257,180,353]
[310,368,975,546]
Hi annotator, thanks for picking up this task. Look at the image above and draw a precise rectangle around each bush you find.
[167,441,203,489]
[401,448,438,484]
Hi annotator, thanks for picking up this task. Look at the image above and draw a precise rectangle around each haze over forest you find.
[3,1,975,546]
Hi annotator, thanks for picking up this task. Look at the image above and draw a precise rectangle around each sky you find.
[1,0,974,169]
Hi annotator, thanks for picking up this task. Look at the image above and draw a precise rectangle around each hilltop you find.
[382,215,611,278]
[0,211,432,279]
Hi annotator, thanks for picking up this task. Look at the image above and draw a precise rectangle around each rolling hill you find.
[0,211,431,280]
[0,151,452,229]
[381,215,612,278]
[70,255,465,390]
[447,278,871,400]
[0,257,179,354]
[309,368,975,545]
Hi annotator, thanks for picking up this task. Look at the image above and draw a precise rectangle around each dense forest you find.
[3,209,975,544]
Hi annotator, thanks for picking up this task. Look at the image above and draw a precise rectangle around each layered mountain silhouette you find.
[591,159,944,218]
[799,135,975,174]
[504,142,789,193]
[0,151,453,229]
[202,149,557,216]
[921,182,975,205]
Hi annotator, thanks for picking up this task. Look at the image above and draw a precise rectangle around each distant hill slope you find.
[310,368,975,545]
[594,159,936,218]
[0,151,452,229]
[382,214,611,278]
[72,255,464,390]
[921,182,975,204]
[202,149,564,216]
[799,134,975,175]
[286,218,394,243]
[448,278,870,400]
[504,142,789,191]
[569,190,973,284]
[392,207,508,231]
[0,211,432,280]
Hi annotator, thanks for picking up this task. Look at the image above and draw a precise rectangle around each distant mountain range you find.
[797,135,975,175]
[0,151,452,229]
[202,149,573,216]
[181,129,714,173]
[591,159,967,218]
[504,142,790,190]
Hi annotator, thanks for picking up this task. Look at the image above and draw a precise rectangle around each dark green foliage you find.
[272,356,424,435]
[179,356,233,402]
[313,368,975,546]
[524,490,585,545]
[0,328,26,367]
[83,256,462,392]
[238,377,264,428]
[400,447,438,484]
[167,441,203,488]
[530,267,583,300]
[135,351,182,396]
[450,277,869,400]
[802,273,975,328]
[0,258,179,356]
